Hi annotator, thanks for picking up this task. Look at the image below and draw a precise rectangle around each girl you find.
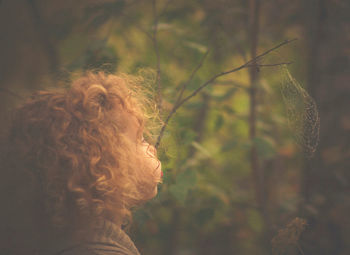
[0,72,162,255]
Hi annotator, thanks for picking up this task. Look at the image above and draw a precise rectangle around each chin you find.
[146,184,159,200]
[150,185,159,198]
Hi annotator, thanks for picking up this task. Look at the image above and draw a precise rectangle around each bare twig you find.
[179,39,296,107]
[140,0,176,114]
[148,0,175,113]
[135,24,153,41]
[154,50,210,149]
[152,0,162,113]
[155,38,296,148]
[246,38,297,65]
[175,49,210,105]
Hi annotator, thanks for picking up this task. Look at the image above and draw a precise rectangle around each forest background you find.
[0,0,349,255]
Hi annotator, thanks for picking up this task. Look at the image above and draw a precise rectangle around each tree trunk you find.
[300,0,350,254]
[248,0,272,251]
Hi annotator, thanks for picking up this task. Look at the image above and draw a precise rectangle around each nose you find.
[147,144,157,157]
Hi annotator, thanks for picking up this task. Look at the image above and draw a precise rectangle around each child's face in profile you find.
[124,113,162,194]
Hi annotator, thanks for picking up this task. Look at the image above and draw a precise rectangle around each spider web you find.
[280,67,320,157]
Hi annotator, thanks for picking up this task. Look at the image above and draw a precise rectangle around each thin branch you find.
[138,0,172,116]
[155,105,176,149]
[141,0,174,113]
[179,39,296,107]
[175,49,210,105]
[248,0,264,236]
[246,38,297,66]
[152,0,162,112]
[135,24,153,41]
[178,67,245,107]
[155,38,296,148]
[154,50,209,149]
[181,39,296,106]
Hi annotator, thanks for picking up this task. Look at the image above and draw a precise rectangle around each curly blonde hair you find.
[1,72,160,236]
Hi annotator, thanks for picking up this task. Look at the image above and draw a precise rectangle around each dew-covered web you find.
[280,67,320,157]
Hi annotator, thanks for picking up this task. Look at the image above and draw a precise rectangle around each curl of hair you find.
[1,72,160,235]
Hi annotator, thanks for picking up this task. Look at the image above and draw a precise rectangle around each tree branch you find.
[152,0,162,113]
[149,0,175,113]
[155,38,296,148]
[175,49,210,105]
[135,24,153,41]
[248,0,262,229]
[246,38,297,65]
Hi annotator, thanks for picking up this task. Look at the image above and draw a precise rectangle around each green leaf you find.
[169,184,188,203]
[182,130,198,145]
[221,139,239,152]
[192,141,211,157]
[177,169,197,188]
[195,208,215,225]
[169,169,197,203]
[247,209,263,233]
[221,105,236,115]
[183,40,208,53]
[211,87,238,101]
[214,114,224,131]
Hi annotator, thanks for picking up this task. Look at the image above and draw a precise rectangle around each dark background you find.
[1,0,349,254]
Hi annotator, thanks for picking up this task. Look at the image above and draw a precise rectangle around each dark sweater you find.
[49,220,140,255]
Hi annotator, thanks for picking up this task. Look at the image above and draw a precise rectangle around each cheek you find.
[140,144,162,178]
[146,157,161,174]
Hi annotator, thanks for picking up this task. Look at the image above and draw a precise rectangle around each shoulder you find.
[55,242,137,255]
[51,220,140,255]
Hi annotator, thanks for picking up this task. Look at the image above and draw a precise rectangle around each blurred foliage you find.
[0,0,349,255]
